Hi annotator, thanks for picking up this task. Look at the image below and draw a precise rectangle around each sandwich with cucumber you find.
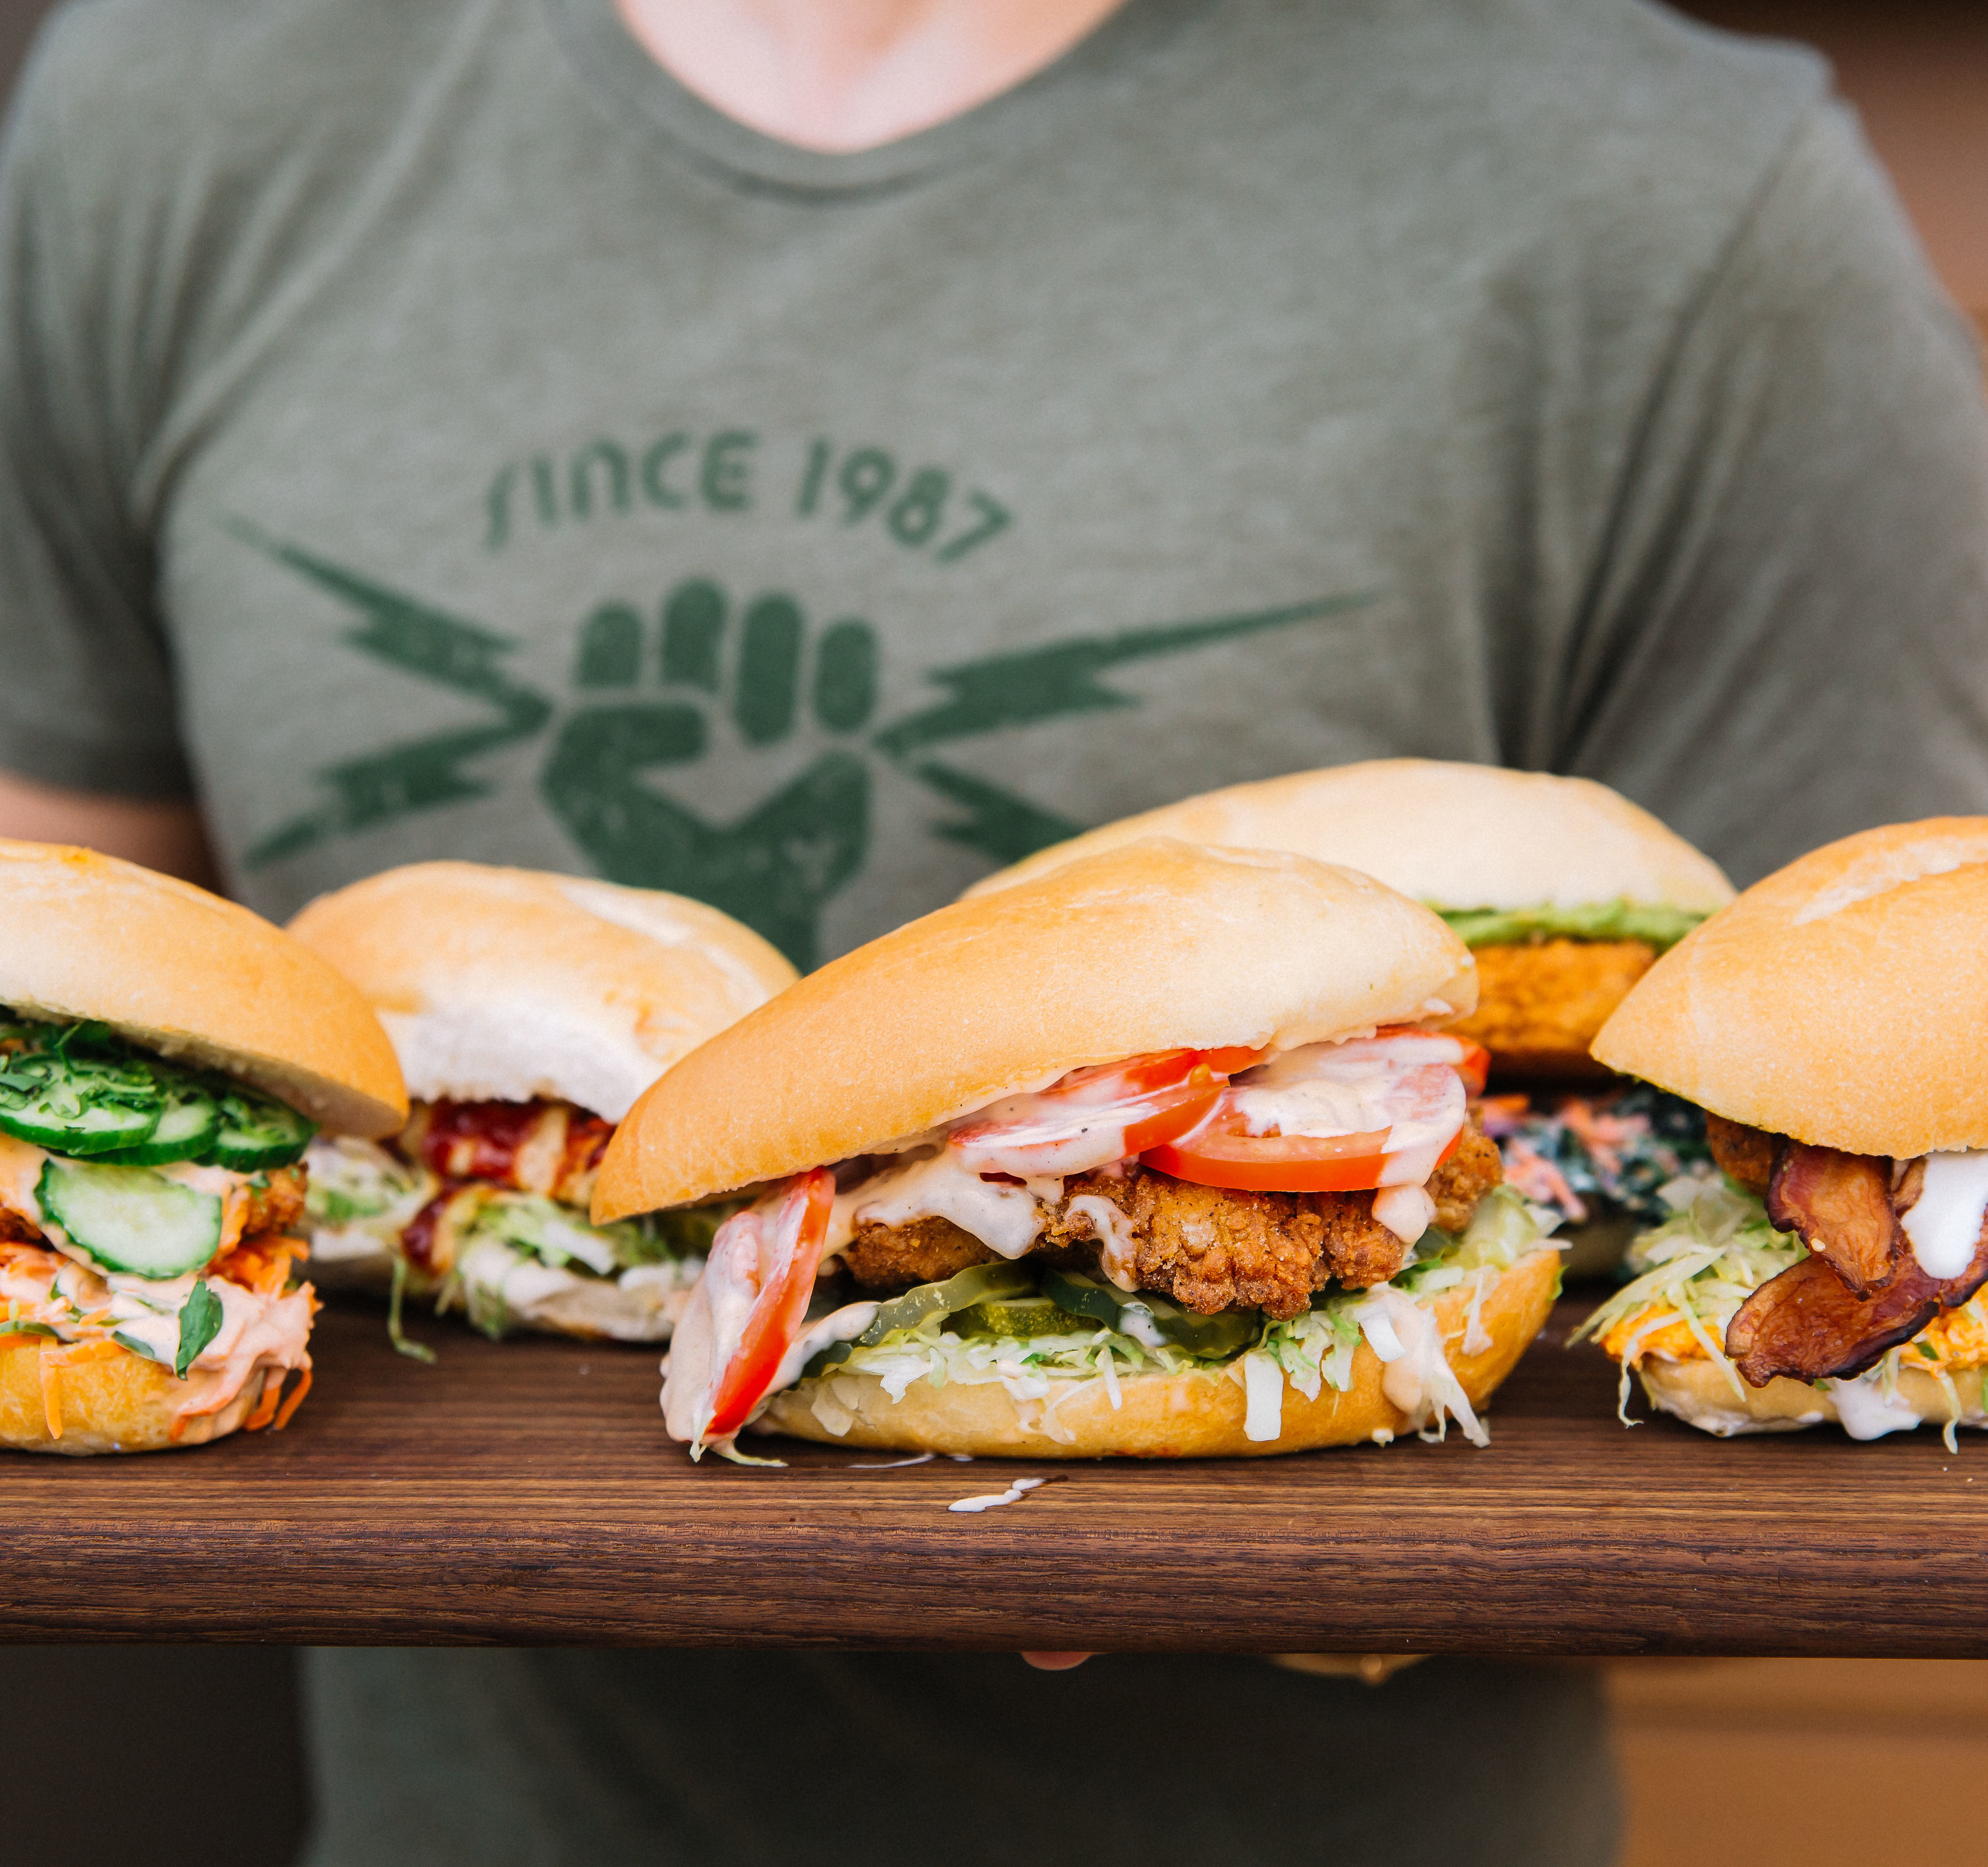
[1578,819,1988,1441]
[0,842,405,1453]
[288,863,795,1352]
[594,840,1564,1462]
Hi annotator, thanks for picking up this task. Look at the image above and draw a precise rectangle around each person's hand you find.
[1021,1652,1093,1672]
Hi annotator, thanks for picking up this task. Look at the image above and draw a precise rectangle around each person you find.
[0,0,1983,1860]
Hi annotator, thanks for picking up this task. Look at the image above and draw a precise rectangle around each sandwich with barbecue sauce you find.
[0,843,405,1453]
[1578,819,1988,1441]
[594,840,1563,1461]
[965,759,1736,1260]
[289,863,795,1351]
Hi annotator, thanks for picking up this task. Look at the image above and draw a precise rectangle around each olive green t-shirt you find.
[2,0,1985,976]
[1,0,1986,1861]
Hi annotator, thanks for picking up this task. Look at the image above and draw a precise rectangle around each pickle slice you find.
[1041,1267,1261,1358]
[855,1260,1034,1346]
[955,1296,1077,1339]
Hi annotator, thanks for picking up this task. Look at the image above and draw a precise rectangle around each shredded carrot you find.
[242,1368,285,1432]
[1600,1310,1705,1364]
[37,1341,61,1440]
[270,1363,313,1430]
[210,1234,307,1302]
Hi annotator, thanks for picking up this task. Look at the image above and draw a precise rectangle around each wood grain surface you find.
[4,1295,1985,1652]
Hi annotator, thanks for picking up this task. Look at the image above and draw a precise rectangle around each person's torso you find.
[49,0,1821,962]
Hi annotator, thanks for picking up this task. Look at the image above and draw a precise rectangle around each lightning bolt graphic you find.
[870,590,1380,761]
[229,522,554,866]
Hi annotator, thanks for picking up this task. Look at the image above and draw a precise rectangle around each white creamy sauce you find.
[1372,1185,1436,1246]
[774,1299,880,1394]
[457,1236,575,1315]
[1064,1194,1140,1290]
[1900,1150,1988,1280]
[1827,1371,1924,1441]
[1346,1284,1488,1447]
[833,1151,1061,1262]
[1226,1035,1466,1220]
[1240,1351,1286,1442]
[0,1131,46,1221]
[948,1476,1048,1514]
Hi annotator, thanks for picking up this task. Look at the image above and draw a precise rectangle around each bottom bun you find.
[0,1340,281,1457]
[1637,1356,1988,1440]
[311,1236,695,1342]
[752,1248,1559,1458]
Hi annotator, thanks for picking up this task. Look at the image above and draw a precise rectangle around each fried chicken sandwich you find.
[595,840,1563,1461]
[965,759,1734,1078]
[289,863,795,1351]
[0,843,405,1453]
[1578,819,1988,1441]
[965,759,1736,1265]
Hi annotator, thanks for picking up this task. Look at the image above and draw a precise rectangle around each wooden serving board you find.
[3,1297,1984,1653]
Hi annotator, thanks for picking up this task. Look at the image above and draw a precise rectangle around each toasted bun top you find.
[963,759,1734,915]
[287,863,797,1122]
[0,842,405,1136]
[595,839,1477,1219]
[1592,819,1988,1157]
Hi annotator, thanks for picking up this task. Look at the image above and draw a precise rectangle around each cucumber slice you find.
[93,1086,222,1167]
[38,1159,224,1280]
[209,1088,317,1171]
[0,1061,161,1156]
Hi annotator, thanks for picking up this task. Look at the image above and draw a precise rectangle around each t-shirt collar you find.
[544,0,1201,199]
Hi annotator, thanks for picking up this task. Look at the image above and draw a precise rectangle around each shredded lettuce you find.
[1437,898,1708,950]
[304,1135,726,1278]
[1571,1177,1797,1416]
[785,1186,1556,1448]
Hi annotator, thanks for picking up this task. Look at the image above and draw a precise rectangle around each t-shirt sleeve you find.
[1555,98,1988,886]
[0,20,194,799]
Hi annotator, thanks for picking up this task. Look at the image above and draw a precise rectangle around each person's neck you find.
[613,0,1129,152]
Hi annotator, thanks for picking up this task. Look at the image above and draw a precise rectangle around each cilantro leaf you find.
[174,1280,224,1377]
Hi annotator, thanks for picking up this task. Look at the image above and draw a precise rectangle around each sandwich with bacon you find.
[595,840,1562,1461]
[1578,819,1988,1441]
[289,863,795,1351]
[0,842,405,1453]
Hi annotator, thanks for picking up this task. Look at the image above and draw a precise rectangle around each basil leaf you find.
[174,1280,224,1378]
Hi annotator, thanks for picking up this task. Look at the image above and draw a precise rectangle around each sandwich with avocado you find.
[0,842,405,1453]
[595,840,1561,1462]
[1577,819,1988,1442]
[289,863,796,1352]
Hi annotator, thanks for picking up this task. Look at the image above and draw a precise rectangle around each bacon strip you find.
[1727,1209,1988,1385]
[1767,1144,1905,1296]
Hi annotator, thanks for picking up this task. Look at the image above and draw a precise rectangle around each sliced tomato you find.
[1148,1029,1477,1194]
[948,1049,1236,1177]
[1145,1117,1463,1193]
[1369,1027,1489,1095]
[701,1168,834,1445]
[1452,1041,1491,1096]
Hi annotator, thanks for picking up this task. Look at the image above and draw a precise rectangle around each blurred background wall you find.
[0,3,1979,1865]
